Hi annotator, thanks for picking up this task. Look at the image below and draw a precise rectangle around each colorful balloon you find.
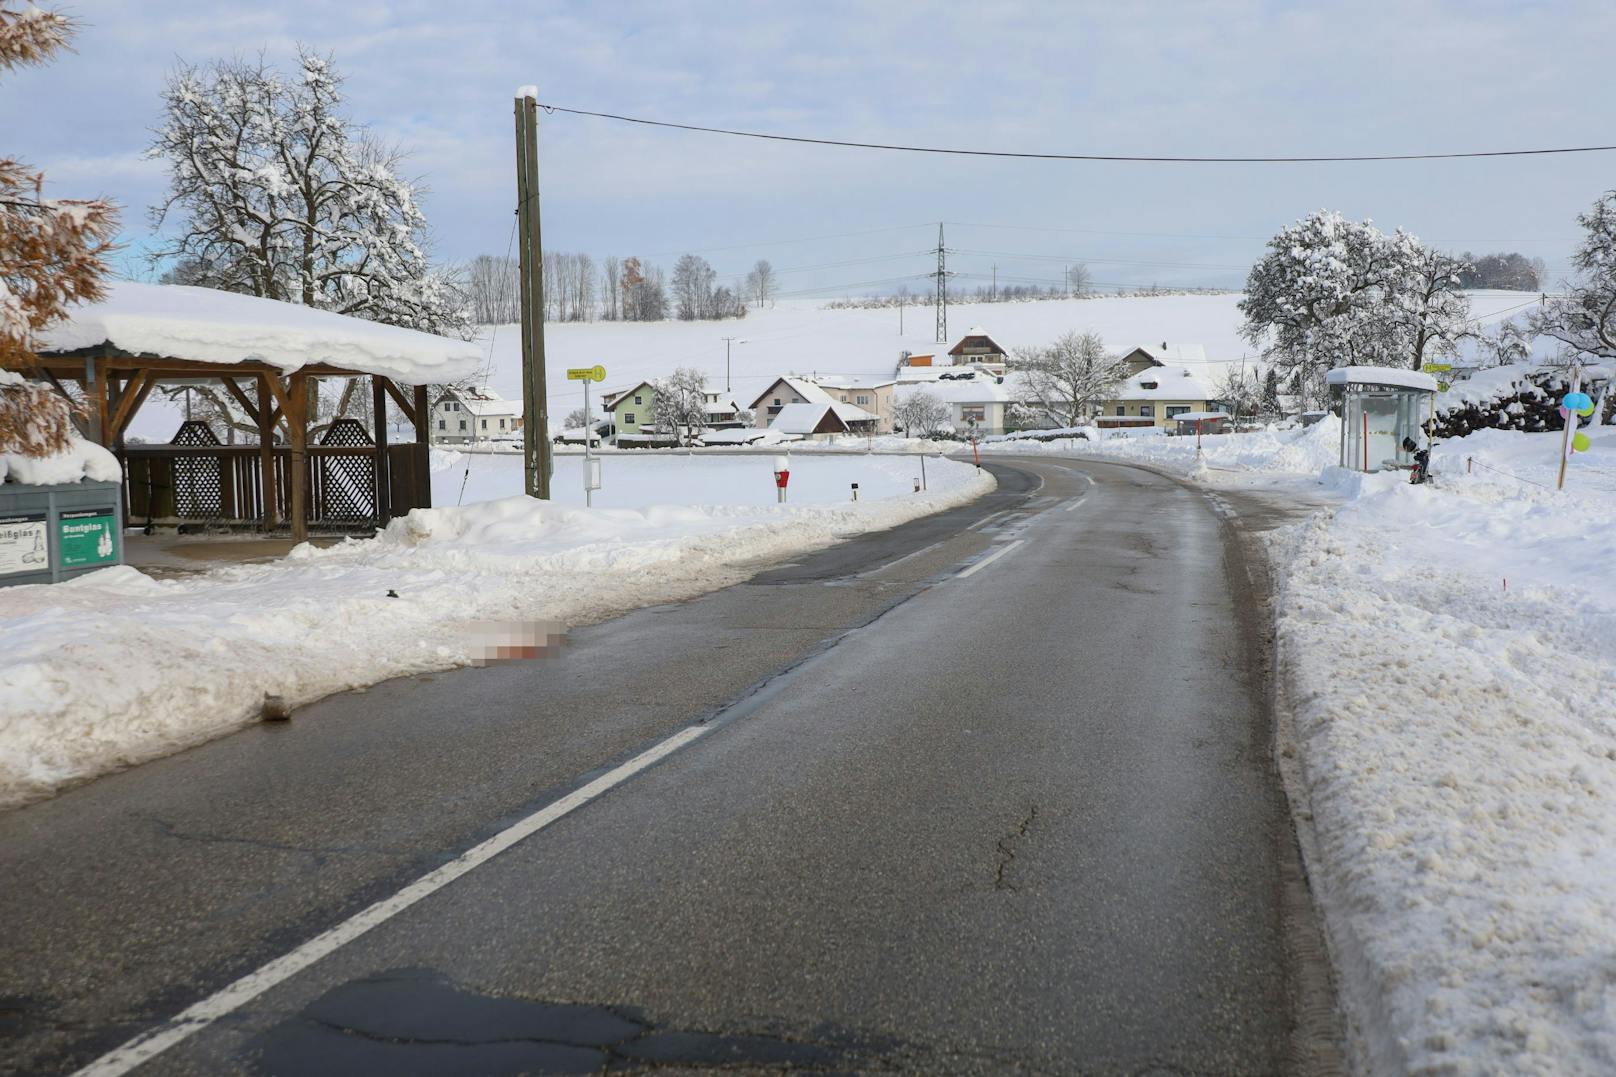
[1563,391,1593,411]
[1578,402,1596,417]
[1572,432,1591,453]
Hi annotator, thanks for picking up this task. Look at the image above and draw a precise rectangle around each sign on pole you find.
[567,365,607,506]
[566,366,606,382]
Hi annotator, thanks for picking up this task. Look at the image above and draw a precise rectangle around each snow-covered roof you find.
[770,401,846,435]
[948,327,1009,357]
[748,376,831,410]
[1325,366,1439,392]
[816,374,896,390]
[1114,364,1215,401]
[828,400,879,424]
[899,370,1013,404]
[698,427,775,445]
[37,282,481,384]
[1130,343,1209,366]
[703,398,741,415]
[448,388,519,417]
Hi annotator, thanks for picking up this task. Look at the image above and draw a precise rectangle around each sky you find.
[5,0,1612,298]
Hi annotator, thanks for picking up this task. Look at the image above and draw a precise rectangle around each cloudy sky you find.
[6,1,1611,297]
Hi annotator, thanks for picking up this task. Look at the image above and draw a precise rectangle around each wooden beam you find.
[88,357,110,446]
[218,377,262,424]
[286,372,309,543]
[261,373,294,425]
[109,371,156,442]
[413,384,430,445]
[258,375,279,530]
[382,378,417,426]
[371,376,391,524]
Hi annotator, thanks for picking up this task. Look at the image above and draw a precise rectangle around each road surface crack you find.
[993,805,1038,891]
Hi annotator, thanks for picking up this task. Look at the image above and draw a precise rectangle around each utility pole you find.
[514,88,551,499]
[721,336,744,394]
[931,222,950,344]
[991,263,997,303]
[899,294,903,335]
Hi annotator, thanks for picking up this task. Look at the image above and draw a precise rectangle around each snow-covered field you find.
[433,447,954,509]
[992,410,1616,1072]
[0,455,989,809]
[122,291,1544,443]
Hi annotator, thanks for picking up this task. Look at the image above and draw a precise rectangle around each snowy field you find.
[989,407,1616,1072]
[0,455,989,809]
[433,448,952,509]
[121,291,1545,442]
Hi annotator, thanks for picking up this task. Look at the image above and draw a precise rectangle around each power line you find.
[537,103,1616,164]
[643,222,932,258]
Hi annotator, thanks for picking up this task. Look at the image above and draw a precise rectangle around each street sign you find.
[567,365,606,382]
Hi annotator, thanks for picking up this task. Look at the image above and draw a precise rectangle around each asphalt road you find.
[1,457,1337,1075]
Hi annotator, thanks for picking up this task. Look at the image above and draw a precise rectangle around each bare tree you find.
[1014,331,1130,427]
[748,259,776,307]
[892,389,949,438]
[601,254,621,321]
[466,255,519,324]
[1066,263,1092,297]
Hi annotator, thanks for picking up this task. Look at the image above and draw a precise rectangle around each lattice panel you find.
[170,421,223,518]
[316,419,376,521]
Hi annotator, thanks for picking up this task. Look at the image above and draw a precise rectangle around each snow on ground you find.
[0,455,989,809]
[433,447,958,508]
[990,412,1616,1072]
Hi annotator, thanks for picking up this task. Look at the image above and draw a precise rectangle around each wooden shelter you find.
[30,283,481,542]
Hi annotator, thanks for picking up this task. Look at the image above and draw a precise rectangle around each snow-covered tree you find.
[1215,365,1263,423]
[1,5,118,370]
[744,259,776,307]
[1240,211,1473,405]
[892,389,948,438]
[1260,367,1282,417]
[651,367,708,444]
[1013,330,1130,427]
[1533,189,1616,361]
[1476,318,1535,368]
[150,48,467,338]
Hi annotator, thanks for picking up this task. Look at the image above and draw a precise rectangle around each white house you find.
[896,368,1015,436]
[433,386,521,445]
[769,401,878,440]
[749,376,832,425]
[815,374,897,433]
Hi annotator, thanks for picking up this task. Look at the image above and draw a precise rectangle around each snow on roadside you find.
[1271,427,1616,1074]
[0,458,991,809]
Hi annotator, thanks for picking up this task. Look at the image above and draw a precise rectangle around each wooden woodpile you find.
[1431,370,1602,439]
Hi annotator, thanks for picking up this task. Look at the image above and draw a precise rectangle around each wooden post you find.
[1556,366,1581,492]
[413,384,430,443]
[287,372,309,543]
[371,375,391,525]
[515,90,552,499]
[258,375,278,529]
[86,356,109,446]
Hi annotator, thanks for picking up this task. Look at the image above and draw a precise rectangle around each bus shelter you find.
[1326,366,1438,473]
[30,282,481,542]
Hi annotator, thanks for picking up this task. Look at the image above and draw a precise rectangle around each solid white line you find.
[72,723,712,1077]
[1062,496,1087,511]
[966,509,1010,532]
[956,538,1025,578]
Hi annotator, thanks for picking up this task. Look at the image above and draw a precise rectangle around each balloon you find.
[1563,391,1592,411]
[1559,406,1570,419]
[1578,402,1596,417]
[1572,432,1591,453]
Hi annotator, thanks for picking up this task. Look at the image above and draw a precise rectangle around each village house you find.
[749,376,833,425]
[601,381,657,442]
[1096,365,1219,429]
[948,327,1011,374]
[896,368,1015,436]
[768,401,877,441]
[816,375,897,433]
[432,386,521,445]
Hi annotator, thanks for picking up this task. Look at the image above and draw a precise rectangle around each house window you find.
[772,397,781,406]
[1115,405,1125,416]
[624,412,636,424]
[1166,406,1191,418]
[1140,381,1158,390]
[480,419,487,430]
[857,395,870,405]
[437,419,445,430]
[499,418,507,430]
[1139,405,1155,417]
[458,420,467,430]
[634,395,643,405]
[961,406,985,422]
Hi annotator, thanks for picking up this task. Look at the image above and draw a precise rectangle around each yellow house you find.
[1096,364,1218,428]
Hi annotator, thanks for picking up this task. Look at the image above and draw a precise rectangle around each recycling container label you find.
[0,512,50,577]
[58,508,117,568]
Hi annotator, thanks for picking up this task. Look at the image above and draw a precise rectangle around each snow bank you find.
[981,416,1342,482]
[0,458,991,809]
[38,281,482,384]
[1273,425,1616,1072]
[0,436,120,486]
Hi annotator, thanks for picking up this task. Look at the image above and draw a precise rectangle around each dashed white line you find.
[71,723,712,1077]
[956,538,1025,578]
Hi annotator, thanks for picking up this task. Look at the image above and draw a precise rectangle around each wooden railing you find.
[119,443,429,530]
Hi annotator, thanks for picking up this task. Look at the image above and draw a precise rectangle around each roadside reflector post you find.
[851,482,859,502]
[913,478,921,493]
[773,455,790,504]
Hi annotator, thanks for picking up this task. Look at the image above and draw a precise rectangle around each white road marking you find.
[72,723,712,1077]
[956,539,1025,579]
[1063,496,1087,512]
[966,510,1010,532]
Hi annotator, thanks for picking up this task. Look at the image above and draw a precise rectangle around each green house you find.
[602,381,657,442]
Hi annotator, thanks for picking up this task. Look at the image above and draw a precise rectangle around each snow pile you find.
[1272,425,1616,1072]
[0,370,121,486]
[37,281,482,384]
[982,416,1343,481]
[0,457,991,808]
